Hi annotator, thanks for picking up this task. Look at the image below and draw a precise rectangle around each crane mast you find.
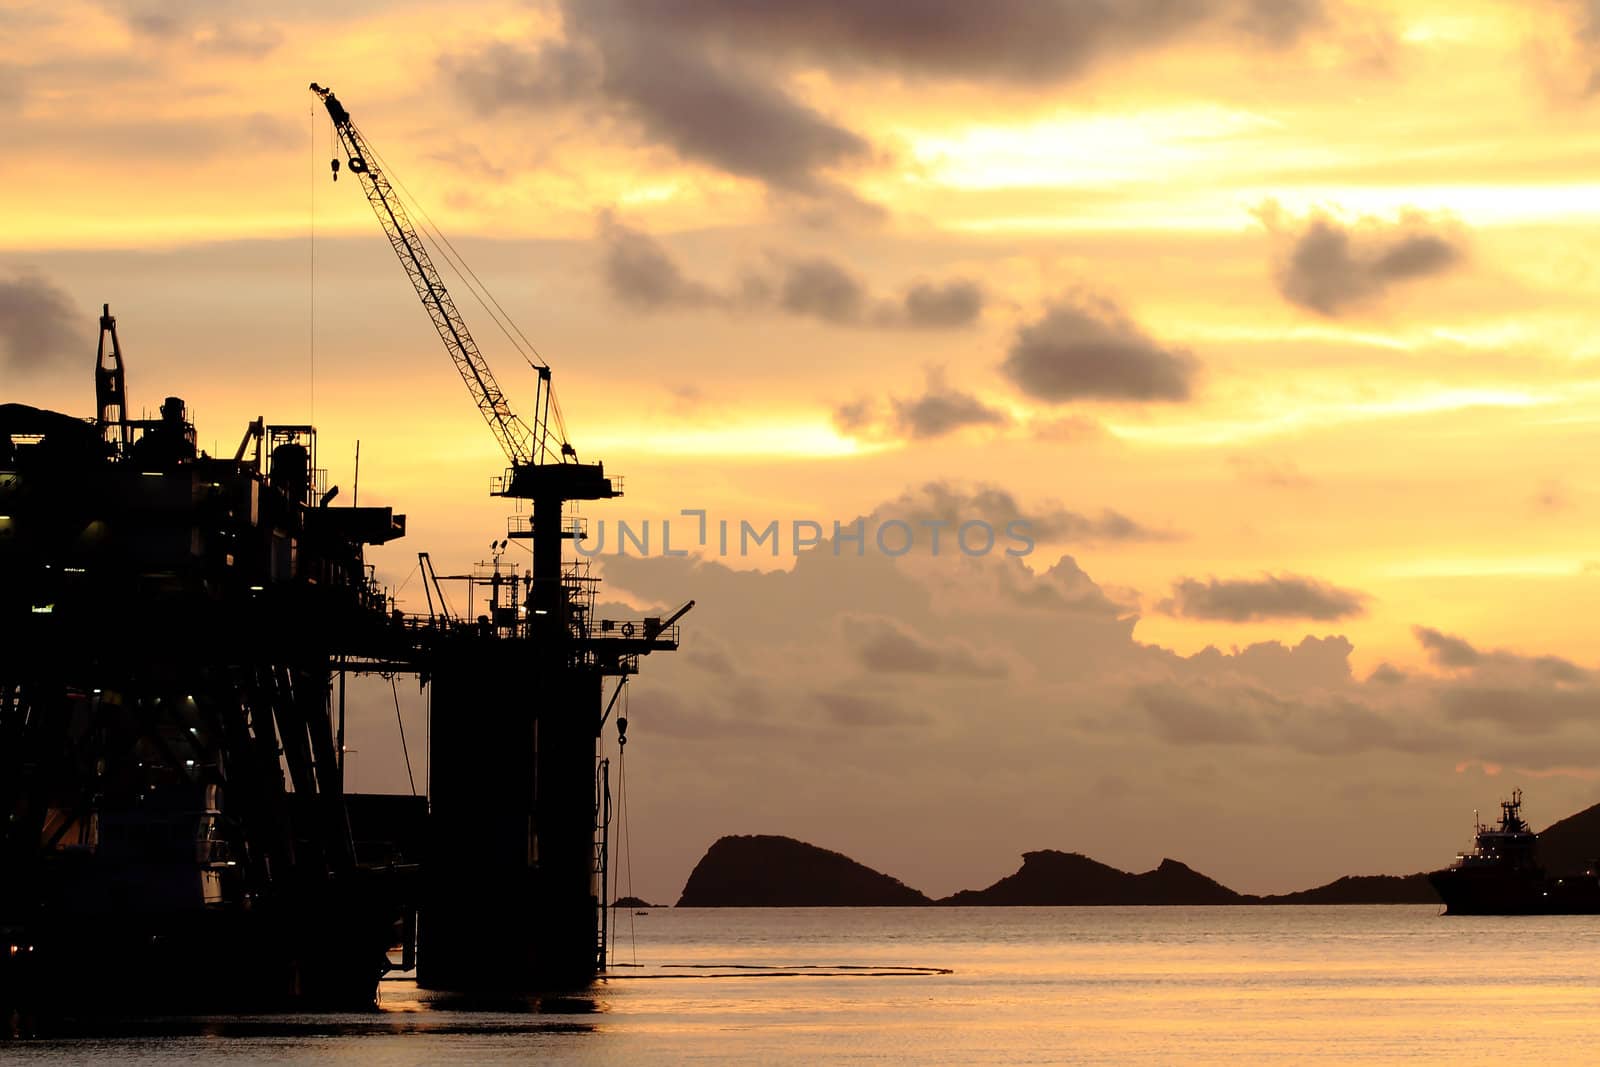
[306,81,687,990]
[310,82,555,470]
[311,82,616,622]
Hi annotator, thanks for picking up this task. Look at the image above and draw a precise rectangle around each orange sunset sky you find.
[8,0,1600,902]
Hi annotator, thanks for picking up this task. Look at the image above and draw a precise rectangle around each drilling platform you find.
[0,85,689,1022]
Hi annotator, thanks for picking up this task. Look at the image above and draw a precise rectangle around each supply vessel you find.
[1428,790,1600,914]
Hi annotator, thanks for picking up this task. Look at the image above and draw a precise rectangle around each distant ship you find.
[1429,789,1600,914]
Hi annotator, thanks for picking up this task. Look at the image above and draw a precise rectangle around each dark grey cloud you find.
[597,42,869,195]
[0,272,87,374]
[814,689,927,727]
[99,1,283,56]
[1531,655,1591,684]
[1233,0,1327,46]
[836,370,1009,442]
[1185,635,1356,691]
[598,214,718,310]
[685,644,736,675]
[444,40,600,111]
[1129,632,1600,765]
[1259,203,1467,316]
[780,261,985,328]
[1159,574,1369,622]
[831,399,877,434]
[1134,682,1437,756]
[903,280,984,328]
[1134,684,1267,745]
[0,65,20,114]
[446,13,867,197]
[1000,556,1129,616]
[1368,663,1407,685]
[1413,626,1590,684]
[889,385,1009,439]
[595,217,984,328]
[1552,0,1600,95]
[1000,294,1198,403]
[1439,687,1600,735]
[842,616,1007,678]
[878,482,1173,544]
[1413,626,1481,669]
[571,0,1327,84]
[443,0,1331,197]
[780,257,864,322]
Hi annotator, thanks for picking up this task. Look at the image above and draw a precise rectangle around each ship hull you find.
[2,907,389,1023]
[1429,868,1600,915]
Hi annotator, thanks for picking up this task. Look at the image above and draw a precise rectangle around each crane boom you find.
[310,82,544,468]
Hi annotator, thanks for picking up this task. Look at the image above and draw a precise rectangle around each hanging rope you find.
[308,102,317,426]
[391,675,416,795]
[391,558,421,598]
[615,684,637,966]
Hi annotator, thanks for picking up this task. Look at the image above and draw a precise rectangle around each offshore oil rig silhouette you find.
[0,83,690,1019]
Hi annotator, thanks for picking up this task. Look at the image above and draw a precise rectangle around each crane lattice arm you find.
[310,82,555,468]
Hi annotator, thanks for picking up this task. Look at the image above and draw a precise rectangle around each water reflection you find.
[12,979,609,1041]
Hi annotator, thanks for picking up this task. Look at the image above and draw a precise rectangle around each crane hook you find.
[330,158,340,182]
[617,714,628,748]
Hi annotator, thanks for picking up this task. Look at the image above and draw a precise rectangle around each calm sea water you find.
[11,906,1600,1064]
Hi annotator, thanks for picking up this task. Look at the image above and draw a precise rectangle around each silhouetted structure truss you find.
[0,306,686,1020]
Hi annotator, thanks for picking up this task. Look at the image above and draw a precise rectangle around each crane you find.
[309,84,688,991]
[311,82,616,616]
[309,82,589,478]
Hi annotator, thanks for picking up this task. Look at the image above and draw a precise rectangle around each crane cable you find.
[391,675,417,796]
[367,135,546,370]
[357,137,574,456]
[390,558,421,598]
[308,103,318,426]
[611,683,638,967]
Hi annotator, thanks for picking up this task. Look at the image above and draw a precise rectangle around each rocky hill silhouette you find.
[1536,800,1600,875]
[1253,873,1438,905]
[675,835,930,907]
[675,815,1600,906]
[940,851,1241,906]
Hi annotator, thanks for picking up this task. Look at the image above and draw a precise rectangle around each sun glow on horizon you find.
[1103,388,1546,447]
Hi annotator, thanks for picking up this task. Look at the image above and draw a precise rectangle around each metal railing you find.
[592,619,680,644]
[505,513,588,540]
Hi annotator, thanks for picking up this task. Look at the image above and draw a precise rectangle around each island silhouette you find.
[670,799,1600,907]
